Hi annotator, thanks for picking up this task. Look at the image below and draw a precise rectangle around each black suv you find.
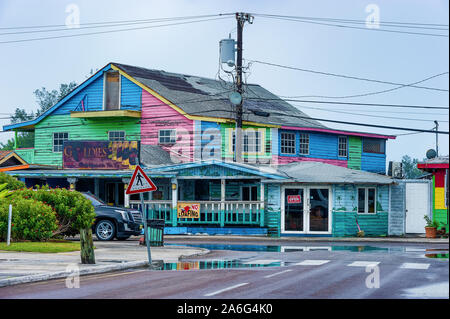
[82,192,143,241]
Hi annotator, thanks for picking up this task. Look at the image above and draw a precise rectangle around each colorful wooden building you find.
[3,62,399,237]
[418,157,449,231]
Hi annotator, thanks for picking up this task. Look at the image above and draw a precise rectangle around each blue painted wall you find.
[120,75,142,110]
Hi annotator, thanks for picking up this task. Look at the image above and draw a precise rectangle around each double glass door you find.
[283,187,331,234]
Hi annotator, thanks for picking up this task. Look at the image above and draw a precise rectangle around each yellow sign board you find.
[177,203,200,218]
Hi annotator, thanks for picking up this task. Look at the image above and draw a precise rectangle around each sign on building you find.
[287,195,302,204]
[177,203,200,218]
[63,140,139,170]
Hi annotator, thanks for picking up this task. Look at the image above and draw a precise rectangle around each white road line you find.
[264,269,292,278]
[294,260,330,266]
[347,261,380,267]
[204,283,249,297]
[400,263,430,270]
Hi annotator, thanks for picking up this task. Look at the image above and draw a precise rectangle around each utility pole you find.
[235,12,253,163]
[434,120,439,157]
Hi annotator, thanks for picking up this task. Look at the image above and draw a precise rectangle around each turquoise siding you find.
[266,184,281,237]
[332,184,389,237]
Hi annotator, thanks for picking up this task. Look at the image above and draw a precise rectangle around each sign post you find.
[126,165,157,266]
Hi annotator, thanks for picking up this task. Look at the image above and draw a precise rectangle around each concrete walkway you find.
[0,241,208,287]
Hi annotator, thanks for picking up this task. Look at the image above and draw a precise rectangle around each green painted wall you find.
[220,123,272,160]
[33,114,141,167]
[15,148,35,164]
[347,136,362,170]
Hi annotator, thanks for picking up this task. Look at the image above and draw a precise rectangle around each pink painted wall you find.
[141,90,194,163]
[272,155,348,167]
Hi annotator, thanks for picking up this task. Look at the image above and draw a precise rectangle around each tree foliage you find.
[401,155,424,179]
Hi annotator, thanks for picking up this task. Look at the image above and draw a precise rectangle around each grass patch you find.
[0,241,80,253]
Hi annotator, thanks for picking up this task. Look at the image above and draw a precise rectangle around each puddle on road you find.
[166,243,390,253]
[152,259,283,271]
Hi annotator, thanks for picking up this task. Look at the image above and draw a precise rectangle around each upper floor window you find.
[159,129,176,144]
[363,138,385,154]
[280,132,296,155]
[108,131,125,141]
[358,187,376,214]
[299,133,309,155]
[104,71,120,111]
[338,136,348,157]
[232,129,263,154]
[53,132,68,152]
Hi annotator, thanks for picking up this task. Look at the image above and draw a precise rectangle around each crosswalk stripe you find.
[264,269,292,278]
[293,260,330,266]
[400,263,430,270]
[347,261,380,267]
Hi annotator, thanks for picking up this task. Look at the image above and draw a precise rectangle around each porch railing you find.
[129,200,265,227]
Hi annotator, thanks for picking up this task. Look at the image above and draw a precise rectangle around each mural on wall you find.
[63,140,139,169]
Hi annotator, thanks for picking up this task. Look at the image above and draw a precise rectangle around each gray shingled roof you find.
[113,63,327,129]
[274,161,393,184]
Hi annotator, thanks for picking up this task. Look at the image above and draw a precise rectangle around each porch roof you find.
[5,169,175,179]
[266,162,394,185]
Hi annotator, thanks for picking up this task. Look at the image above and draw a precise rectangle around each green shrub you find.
[0,198,58,241]
[11,186,96,237]
[0,172,25,191]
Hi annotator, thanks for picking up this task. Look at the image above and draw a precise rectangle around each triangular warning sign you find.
[126,165,157,195]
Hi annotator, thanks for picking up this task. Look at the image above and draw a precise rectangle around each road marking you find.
[347,261,380,267]
[264,269,292,278]
[294,260,330,266]
[400,263,430,270]
[204,282,249,297]
[242,259,281,265]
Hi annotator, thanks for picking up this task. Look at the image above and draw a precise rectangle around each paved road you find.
[0,241,448,299]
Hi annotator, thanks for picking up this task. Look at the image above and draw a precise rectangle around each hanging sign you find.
[287,195,302,204]
[126,165,157,195]
[177,203,200,218]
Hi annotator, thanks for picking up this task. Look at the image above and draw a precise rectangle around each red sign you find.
[287,195,301,204]
[126,165,157,195]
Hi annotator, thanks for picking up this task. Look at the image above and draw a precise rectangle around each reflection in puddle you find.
[153,260,283,271]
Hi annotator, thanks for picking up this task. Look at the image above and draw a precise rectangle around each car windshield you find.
[82,193,105,207]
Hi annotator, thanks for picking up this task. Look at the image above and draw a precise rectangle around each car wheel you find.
[116,236,130,241]
[95,220,115,241]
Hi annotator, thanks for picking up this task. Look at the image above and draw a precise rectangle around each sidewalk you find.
[165,234,449,244]
[0,241,208,288]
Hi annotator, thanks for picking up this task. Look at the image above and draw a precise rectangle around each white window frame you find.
[108,130,126,141]
[103,71,121,111]
[241,185,258,201]
[338,136,348,158]
[158,129,176,144]
[280,132,296,155]
[230,128,265,156]
[299,133,309,155]
[357,187,377,214]
[53,132,69,153]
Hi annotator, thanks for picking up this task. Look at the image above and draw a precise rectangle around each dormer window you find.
[104,71,120,110]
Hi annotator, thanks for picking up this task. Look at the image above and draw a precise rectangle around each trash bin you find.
[146,219,165,246]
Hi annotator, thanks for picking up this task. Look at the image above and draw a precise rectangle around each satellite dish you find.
[426,149,437,159]
[229,92,242,105]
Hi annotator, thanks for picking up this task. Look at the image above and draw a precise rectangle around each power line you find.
[253,14,449,38]
[0,14,233,36]
[275,72,449,100]
[0,16,233,45]
[0,13,234,30]
[250,60,449,92]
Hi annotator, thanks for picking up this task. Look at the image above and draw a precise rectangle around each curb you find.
[165,235,449,244]
[0,260,150,288]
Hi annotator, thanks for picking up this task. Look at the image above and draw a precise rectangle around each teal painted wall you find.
[332,184,389,237]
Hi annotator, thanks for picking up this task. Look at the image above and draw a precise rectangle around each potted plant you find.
[424,215,439,238]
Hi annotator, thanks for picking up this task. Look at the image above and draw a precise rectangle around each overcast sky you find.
[0,0,448,163]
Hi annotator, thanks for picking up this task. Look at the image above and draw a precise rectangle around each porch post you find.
[122,178,131,208]
[220,179,226,227]
[171,178,178,227]
[260,181,265,227]
[67,178,77,191]
[94,178,100,197]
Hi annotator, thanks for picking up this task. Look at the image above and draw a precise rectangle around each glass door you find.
[308,188,330,232]
[284,188,305,232]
